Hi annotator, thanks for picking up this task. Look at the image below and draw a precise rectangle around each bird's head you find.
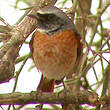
[28,6,75,35]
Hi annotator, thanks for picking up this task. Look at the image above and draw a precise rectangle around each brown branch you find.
[0,90,99,106]
[0,0,57,83]
[75,0,92,35]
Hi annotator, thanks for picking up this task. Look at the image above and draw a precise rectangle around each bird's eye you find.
[47,14,55,20]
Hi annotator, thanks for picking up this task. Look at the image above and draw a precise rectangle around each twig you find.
[89,2,110,45]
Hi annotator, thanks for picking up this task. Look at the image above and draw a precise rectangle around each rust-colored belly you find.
[32,30,78,80]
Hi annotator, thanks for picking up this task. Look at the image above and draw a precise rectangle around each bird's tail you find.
[37,75,72,110]
[37,74,54,92]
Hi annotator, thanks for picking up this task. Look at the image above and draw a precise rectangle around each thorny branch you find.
[0,0,57,83]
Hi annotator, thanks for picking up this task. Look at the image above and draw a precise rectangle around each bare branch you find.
[0,90,99,106]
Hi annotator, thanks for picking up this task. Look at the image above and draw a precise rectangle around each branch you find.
[0,90,99,105]
[0,0,57,83]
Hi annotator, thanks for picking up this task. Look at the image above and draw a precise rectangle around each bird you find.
[28,6,82,109]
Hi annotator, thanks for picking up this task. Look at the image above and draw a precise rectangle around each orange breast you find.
[32,30,79,80]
